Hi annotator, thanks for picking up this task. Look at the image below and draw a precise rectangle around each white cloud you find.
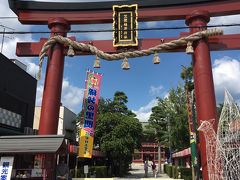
[36,78,84,113]
[212,56,240,103]
[2,36,39,77]
[26,62,39,77]
[163,92,169,99]
[133,57,240,122]
[210,15,240,34]
[149,85,163,95]
[1,1,88,114]
[133,84,168,122]
[0,1,38,77]
[36,83,44,106]
[132,99,158,122]
[142,21,167,28]
[61,79,85,112]
[0,1,32,31]
[144,21,159,28]
[84,32,112,40]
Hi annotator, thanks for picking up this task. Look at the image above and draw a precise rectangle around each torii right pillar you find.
[186,10,217,180]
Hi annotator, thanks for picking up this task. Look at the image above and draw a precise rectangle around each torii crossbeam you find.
[9,0,240,179]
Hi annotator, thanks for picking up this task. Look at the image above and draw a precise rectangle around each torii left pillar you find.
[39,18,70,135]
[38,18,70,180]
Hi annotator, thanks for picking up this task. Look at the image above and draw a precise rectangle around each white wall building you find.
[33,106,77,141]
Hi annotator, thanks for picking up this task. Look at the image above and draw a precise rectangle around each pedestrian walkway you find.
[116,163,182,180]
[72,163,183,180]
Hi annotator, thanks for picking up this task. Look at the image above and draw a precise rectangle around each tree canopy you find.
[94,91,143,176]
[149,85,189,152]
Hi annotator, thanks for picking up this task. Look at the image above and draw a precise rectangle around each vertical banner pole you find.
[78,70,103,158]
[186,88,197,180]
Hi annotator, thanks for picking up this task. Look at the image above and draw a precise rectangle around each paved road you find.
[116,163,182,180]
[73,163,183,180]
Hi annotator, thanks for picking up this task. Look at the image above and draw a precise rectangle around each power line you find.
[0,17,18,19]
[0,23,239,35]
[0,24,15,53]
[0,24,15,30]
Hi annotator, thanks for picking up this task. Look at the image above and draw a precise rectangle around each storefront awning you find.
[0,135,67,154]
[172,147,191,158]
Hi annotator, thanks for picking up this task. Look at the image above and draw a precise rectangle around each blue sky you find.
[1,1,240,121]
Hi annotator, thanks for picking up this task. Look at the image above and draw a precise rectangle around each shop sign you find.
[0,157,14,180]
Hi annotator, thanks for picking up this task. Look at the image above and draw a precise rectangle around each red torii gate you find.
[9,0,240,179]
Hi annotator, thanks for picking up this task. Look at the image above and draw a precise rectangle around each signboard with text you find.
[0,157,14,180]
[78,70,102,158]
[113,4,138,47]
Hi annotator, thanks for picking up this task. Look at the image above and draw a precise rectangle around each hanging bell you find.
[153,52,160,64]
[93,55,101,68]
[121,57,130,70]
[186,41,194,54]
[67,45,75,57]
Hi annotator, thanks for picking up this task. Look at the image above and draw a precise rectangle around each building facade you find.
[132,122,166,163]
[33,106,77,141]
[0,53,37,135]
[132,143,165,163]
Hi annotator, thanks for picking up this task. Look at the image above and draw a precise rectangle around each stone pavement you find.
[72,163,183,180]
[116,163,182,180]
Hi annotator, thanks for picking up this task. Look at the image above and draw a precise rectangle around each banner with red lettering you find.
[78,70,102,158]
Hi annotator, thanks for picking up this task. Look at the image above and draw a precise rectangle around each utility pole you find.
[0,24,14,53]
[1,28,5,53]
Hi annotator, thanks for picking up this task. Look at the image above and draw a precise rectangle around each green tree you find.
[94,91,143,176]
[180,65,194,91]
[167,86,189,151]
[142,123,156,142]
[148,98,169,146]
[149,86,189,152]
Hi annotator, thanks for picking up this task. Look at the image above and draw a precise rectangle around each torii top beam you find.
[9,0,240,24]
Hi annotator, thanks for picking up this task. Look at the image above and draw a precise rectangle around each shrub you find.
[93,166,108,178]
[179,167,192,180]
[172,165,181,179]
[163,165,192,179]
[165,164,173,178]
[164,164,167,173]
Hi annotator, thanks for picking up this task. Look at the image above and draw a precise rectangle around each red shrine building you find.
[132,143,165,163]
[132,122,166,163]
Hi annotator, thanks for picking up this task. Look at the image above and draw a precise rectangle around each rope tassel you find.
[186,41,194,54]
[67,45,75,57]
[121,57,130,70]
[153,52,160,64]
[94,55,101,68]
[37,68,42,80]
[36,56,44,80]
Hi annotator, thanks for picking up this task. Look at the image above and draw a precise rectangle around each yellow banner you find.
[78,129,94,158]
